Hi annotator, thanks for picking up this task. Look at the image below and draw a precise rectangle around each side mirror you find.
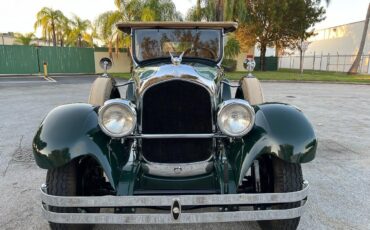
[99,57,112,76]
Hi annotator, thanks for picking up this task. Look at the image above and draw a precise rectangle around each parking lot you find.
[0,76,369,230]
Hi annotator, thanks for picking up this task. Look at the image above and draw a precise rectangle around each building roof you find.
[117,21,238,34]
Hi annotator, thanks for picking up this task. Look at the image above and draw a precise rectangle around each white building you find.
[1,32,48,46]
[0,32,16,45]
[306,20,370,56]
[279,20,370,73]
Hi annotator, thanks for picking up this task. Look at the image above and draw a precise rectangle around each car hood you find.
[132,64,221,97]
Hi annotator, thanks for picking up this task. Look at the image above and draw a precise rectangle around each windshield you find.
[134,29,221,63]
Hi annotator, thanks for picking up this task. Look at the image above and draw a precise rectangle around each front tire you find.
[46,161,86,230]
[46,159,100,230]
[257,156,303,230]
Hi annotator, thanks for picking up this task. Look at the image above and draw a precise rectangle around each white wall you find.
[254,44,276,57]
[94,51,131,73]
[287,20,370,56]
[279,20,370,73]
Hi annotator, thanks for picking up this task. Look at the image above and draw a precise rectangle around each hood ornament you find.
[243,55,256,77]
[169,51,185,66]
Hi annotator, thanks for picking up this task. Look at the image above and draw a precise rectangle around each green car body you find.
[33,70,317,196]
[33,22,316,227]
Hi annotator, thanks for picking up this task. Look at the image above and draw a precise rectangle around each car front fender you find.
[227,103,317,185]
[32,103,131,190]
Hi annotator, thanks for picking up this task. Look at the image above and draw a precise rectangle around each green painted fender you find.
[227,102,317,185]
[32,103,131,190]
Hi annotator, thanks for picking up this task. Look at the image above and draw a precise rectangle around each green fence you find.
[254,56,278,71]
[0,45,95,74]
[0,45,39,74]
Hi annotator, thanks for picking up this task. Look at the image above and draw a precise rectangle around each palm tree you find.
[95,11,121,57]
[187,0,216,21]
[95,0,181,57]
[34,7,65,47]
[14,32,35,46]
[187,0,237,22]
[69,15,92,47]
[348,3,370,74]
[55,15,71,47]
[216,0,224,21]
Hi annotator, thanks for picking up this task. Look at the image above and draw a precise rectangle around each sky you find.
[0,0,369,35]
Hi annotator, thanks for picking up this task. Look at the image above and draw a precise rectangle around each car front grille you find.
[141,80,213,163]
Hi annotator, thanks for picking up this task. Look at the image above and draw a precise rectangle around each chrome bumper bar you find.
[126,133,227,139]
[41,181,309,224]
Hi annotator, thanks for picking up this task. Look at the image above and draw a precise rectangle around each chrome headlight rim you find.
[98,99,137,138]
[217,99,255,137]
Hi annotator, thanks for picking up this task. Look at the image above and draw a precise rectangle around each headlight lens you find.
[217,99,255,137]
[98,99,136,137]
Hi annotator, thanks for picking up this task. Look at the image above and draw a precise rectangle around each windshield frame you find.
[131,28,224,66]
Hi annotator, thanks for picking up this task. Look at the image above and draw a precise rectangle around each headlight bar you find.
[98,99,254,139]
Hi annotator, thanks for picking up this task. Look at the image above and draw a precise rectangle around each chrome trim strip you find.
[142,161,213,177]
[42,205,306,224]
[40,182,309,207]
[126,133,226,139]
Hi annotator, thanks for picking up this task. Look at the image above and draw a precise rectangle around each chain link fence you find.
[278,54,370,74]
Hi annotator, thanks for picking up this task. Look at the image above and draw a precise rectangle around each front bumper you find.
[41,181,309,224]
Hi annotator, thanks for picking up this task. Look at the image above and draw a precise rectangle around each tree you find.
[95,10,125,58]
[348,3,370,75]
[235,0,325,71]
[222,35,241,71]
[95,0,182,58]
[14,33,35,46]
[224,35,241,59]
[216,0,224,21]
[186,0,239,22]
[68,15,92,47]
[194,0,202,21]
[34,7,65,47]
[186,0,216,21]
[55,14,71,47]
[287,0,325,74]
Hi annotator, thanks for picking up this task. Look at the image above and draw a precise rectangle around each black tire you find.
[257,156,303,230]
[46,161,92,230]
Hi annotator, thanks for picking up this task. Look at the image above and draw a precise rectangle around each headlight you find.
[217,99,255,137]
[98,99,136,137]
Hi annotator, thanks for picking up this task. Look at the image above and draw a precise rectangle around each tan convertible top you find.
[117,21,238,34]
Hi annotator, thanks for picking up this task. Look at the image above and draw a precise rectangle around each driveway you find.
[0,76,369,230]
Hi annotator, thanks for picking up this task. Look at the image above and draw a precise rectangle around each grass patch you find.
[111,72,131,79]
[226,69,370,83]
[112,69,370,84]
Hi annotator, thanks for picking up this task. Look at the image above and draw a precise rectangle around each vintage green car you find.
[33,22,317,230]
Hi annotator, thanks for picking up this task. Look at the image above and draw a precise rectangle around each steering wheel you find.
[184,46,216,59]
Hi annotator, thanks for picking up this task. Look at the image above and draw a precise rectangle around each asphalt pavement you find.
[0,75,369,230]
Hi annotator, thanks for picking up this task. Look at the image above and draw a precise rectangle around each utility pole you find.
[348,3,370,74]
